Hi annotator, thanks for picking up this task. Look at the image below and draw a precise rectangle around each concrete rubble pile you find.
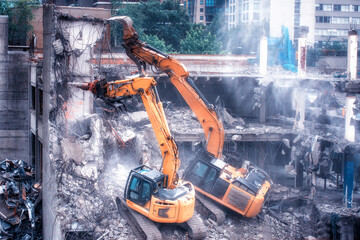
[48,100,360,239]
[0,159,42,240]
[53,110,163,239]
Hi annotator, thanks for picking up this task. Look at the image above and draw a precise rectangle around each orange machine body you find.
[73,76,195,223]
[106,16,271,219]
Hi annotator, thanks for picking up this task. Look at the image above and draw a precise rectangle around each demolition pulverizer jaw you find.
[68,82,91,91]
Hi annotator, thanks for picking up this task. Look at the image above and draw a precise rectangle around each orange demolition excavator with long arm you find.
[107,16,271,222]
[71,76,207,238]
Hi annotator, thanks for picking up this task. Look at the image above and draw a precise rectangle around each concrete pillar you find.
[347,30,358,81]
[259,37,267,75]
[0,16,8,55]
[259,89,266,123]
[42,4,61,240]
[343,30,358,209]
[294,89,305,130]
[295,159,303,188]
[297,37,307,77]
[345,95,356,142]
[344,146,354,209]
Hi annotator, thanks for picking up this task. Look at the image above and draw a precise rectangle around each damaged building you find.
[1,3,360,240]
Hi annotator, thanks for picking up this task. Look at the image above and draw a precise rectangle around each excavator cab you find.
[125,165,167,206]
[184,151,271,218]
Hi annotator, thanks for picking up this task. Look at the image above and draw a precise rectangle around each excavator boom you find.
[106,16,271,220]
[108,17,224,159]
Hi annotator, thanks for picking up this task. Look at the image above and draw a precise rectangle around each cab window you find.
[129,176,141,200]
[204,168,217,184]
[194,162,208,177]
[142,181,151,200]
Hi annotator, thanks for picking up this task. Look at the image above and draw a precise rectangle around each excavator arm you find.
[72,77,180,189]
[108,16,224,159]
[107,16,271,220]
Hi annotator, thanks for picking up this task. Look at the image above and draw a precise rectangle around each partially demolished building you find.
[0,3,360,240]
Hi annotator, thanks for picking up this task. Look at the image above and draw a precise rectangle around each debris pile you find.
[53,111,164,239]
[0,159,41,240]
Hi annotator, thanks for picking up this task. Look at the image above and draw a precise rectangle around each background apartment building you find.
[184,0,226,25]
[184,0,315,45]
[315,0,360,45]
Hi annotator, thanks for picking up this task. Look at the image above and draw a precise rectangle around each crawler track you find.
[179,211,207,239]
[195,193,226,225]
[116,197,162,240]
[116,196,207,239]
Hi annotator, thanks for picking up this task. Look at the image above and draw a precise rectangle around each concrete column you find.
[297,37,307,77]
[294,89,305,130]
[347,30,358,81]
[343,30,357,209]
[345,95,356,142]
[0,16,8,55]
[42,4,61,240]
[344,146,354,209]
[259,37,267,75]
[298,27,309,77]
[259,89,266,123]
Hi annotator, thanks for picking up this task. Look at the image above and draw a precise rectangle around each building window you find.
[341,5,350,12]
[315,29,348,37]
[353,5,359,12]
[253,12,259,21]
[352,17,360,24]
[200,16,203,20]
[253,1,260,11]
[332,17,349,24]
[200,8,203,12]
[316,4,332,11]
[200,0,203,4]
[206,0,214,7]
[323,4,332,11]
[316,16,331,23]
[334,4,341,11]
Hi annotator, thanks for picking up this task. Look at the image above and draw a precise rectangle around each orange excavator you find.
[71,64,206,238]
[105,16,271,223]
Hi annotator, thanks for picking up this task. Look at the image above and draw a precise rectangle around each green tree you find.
[111,0,191,51]
[142,34,174,53]
[180,25,222,54]
[0,0,38,45]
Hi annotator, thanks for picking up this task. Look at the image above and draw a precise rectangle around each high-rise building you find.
[315,0,360,45]
[184,0,226,25]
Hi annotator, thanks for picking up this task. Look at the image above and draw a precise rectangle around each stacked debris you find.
[54,111,164,239]
[0,159,41,240]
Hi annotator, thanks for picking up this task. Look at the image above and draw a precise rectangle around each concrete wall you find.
[42,5,109,239]
[30,6,111,51]
[0,16,30,163]
[42,5,61,240]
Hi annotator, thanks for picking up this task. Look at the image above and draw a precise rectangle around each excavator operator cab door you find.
[127,174,153,206]
[184,159,220,193]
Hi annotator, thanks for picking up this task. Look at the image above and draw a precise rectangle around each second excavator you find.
[106,16,271,224]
